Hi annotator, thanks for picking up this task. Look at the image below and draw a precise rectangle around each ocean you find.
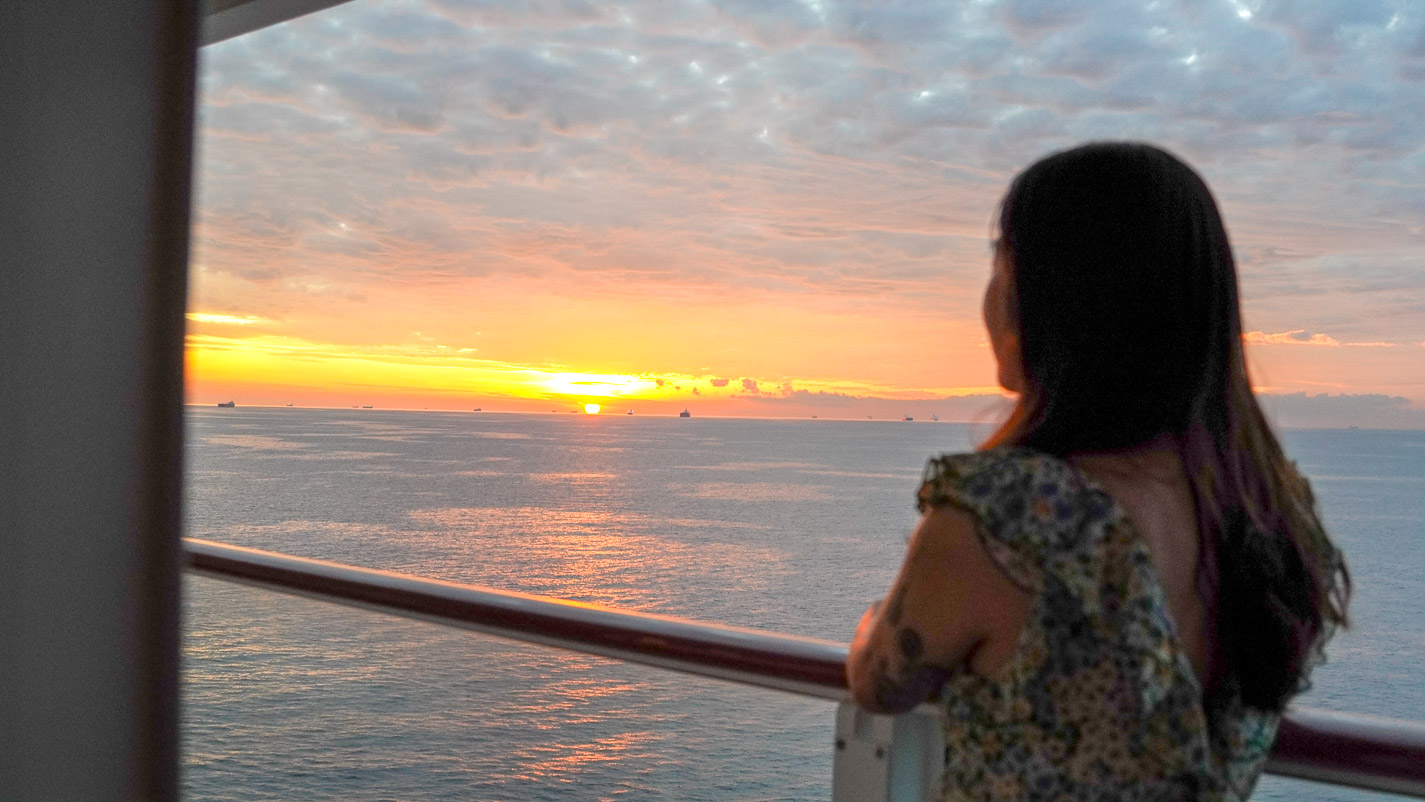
[182,407,1425,800]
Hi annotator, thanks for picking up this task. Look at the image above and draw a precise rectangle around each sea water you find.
[181,408,1425,800]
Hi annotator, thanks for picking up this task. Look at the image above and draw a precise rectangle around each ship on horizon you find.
[679,409,691,418]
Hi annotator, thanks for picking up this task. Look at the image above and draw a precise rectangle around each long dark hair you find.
[985,142,1348,712]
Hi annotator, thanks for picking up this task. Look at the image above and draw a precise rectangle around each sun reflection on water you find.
[182,407,950,799]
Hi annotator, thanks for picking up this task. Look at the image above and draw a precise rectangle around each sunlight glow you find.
[545,372,660,398]
[187,312,270,326]
[184,332,997,416]
[584,403,601,414]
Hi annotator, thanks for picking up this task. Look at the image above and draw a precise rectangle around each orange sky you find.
[186,1,1425,427]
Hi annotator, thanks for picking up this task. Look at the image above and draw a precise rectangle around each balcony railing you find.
[185,538,1425,800]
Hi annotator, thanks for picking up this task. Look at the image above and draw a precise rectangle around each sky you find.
[188,0,1425,426]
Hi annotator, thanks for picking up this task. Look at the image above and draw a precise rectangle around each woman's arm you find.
[847,504,1028,714]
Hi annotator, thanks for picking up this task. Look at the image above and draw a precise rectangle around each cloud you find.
[1244,330,1401,347]
[1256,0,1396,57]
[730,388,1015,423]
[740,377,759,392]
[190,0,1425,407]
[998,0,1095,35]
[710,378,730,387]
[187,312,274,326]
[1258,391,1425,429]
[1245,329,1342,346]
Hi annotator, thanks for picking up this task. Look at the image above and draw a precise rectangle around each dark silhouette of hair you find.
[985,142,1349,712]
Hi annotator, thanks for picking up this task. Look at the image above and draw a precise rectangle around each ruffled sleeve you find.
[917,449,1111,594]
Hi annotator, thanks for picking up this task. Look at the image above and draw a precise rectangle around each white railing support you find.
[833,702,945,802]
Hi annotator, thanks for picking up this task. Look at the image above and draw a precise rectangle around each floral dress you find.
[918,449,1279,801]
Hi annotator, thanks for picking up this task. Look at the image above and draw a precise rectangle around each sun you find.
[584,403,601,414]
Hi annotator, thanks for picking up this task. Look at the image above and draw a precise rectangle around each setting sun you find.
[584,403,601,415]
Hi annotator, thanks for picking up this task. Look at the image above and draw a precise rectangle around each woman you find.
[847,143,1348,801]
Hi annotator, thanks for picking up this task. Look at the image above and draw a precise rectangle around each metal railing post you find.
[832,702,945,802]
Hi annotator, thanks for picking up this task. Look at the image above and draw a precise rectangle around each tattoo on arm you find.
[870,625,943,712]
[897,626,923,660]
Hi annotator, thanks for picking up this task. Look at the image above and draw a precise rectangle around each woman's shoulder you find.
[920,447,1070,497]
[920,447,1111,522]
[918,447,1122,577]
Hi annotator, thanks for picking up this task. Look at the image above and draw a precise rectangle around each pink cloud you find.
[1245,331,1399,348]
[1244,330,1341,346]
